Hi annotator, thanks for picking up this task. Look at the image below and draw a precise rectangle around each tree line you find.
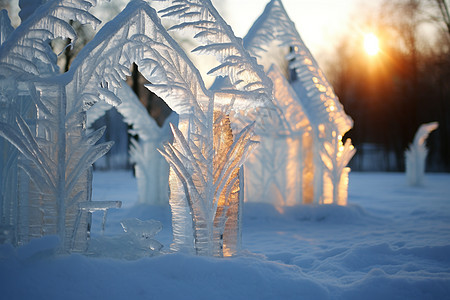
[325,0,450,171]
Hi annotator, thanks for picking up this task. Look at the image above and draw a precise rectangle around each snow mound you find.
[1,172,449,299]
[244,202,369,224]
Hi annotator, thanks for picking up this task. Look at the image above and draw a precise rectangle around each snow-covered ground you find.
[1,171,449,299]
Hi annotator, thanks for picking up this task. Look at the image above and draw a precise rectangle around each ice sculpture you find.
[0,0,114,252]
[84,0,268,256]
[405,122,438,186]
[87,84,178,205]
[241,0,354,205]
[154,0,273,256]
[0,0,271,257]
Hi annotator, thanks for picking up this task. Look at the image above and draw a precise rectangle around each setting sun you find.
[363,33,380,56]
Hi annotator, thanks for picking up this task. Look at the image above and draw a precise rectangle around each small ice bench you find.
[74,201,122,238]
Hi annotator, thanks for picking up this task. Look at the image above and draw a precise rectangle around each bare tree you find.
[325,0,450,171]
[435,0,450,35]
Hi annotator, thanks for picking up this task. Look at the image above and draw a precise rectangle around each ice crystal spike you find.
[405,122,438,186]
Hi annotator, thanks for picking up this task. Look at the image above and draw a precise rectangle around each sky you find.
[4,0,391,82]
[5,0,382,60]
[216,0,381,62]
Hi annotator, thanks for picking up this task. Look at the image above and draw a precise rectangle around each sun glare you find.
[363,33,380,56]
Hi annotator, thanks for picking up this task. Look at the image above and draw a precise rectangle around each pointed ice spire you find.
[67,0,210,115]
[156,0,274,111]
[239,0,356,205]
[243,0,352,136]
[0,0,101,76]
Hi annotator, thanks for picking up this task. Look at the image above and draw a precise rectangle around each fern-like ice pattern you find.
[1,0,271,257]
[0,0,109,251]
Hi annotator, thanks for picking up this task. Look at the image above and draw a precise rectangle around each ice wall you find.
[0,0,112,251]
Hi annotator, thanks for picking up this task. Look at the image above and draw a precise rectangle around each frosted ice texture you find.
[405,122,438,186]
[243,1,351,134]
[0,10,17,245]
[154,0,273,256]
[1,0,198,251]
[75,0,263,257]
[241,0,355,205]
[121,218,163,253]
[0,0,112,252]
[1,0,269,257]
[155,0,273,111]
[160,112,257,256]
[87,84,178,205]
